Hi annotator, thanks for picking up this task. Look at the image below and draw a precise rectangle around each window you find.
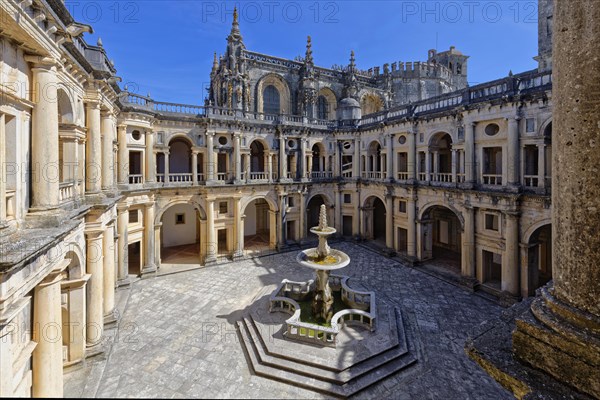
[175,213,185,225]
[526,118,535,133]
[398,135,406,145]
[218,136,228,146]
[263,85,280,115]
[219,201,228,214]
[129,210,139,223]
[131,130,141,140]
[399,200,407,213]
[344,193,352,204]
[484,123,500,136]
[485,213,499,231]
[483,147,503,175]
[317,96,328,120]
[288,196,295,207]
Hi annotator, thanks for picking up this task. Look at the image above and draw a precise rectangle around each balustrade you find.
[59,182,75,203]
[524,175,539,187]
[168,173,193,183]
[129,174,143,184]
[397,172,409,181]
[482,174,502,185]
[361,171,383,180]
[249,172,269,181]
[431,172,453,183]
[5,190,15,220]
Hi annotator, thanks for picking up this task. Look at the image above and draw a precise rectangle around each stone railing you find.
[129,174,143,184]
[482,174,502,185]
[524,175,539,187]
[310,171,333,180]
[362,171,384,180]
[5,190,16,220]
[269,275,376,348]
[249,172,269,181]
[431,172,453,183]
[168,173,193,183]
[397,172,409,180]
[59,181,76,203]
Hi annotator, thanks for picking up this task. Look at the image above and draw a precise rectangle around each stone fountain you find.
[296,204,350,323]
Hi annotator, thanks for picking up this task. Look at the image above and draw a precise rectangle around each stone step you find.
[237,319,418,398]
[243,312,410,385]
[249,305,402,372]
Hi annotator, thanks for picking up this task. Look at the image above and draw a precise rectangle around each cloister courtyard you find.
[64,242,511,399]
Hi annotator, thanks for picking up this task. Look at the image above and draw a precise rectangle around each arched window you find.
[317,96,328,120]
[263,85,280,115]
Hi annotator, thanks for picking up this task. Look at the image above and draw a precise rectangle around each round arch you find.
[418,202,465,229]
[241,194,278,252]
[523,218,552,244]
[256,74,292,115]
[538,117,553,138]
[427,130,454,147]
[306,194,334,236]
[240,193,278,215]
[155,198,207,225]
[363,195,387,242]
[418,203,464,273]
[360,92,385,115]
[57,87,75,124]
[317,87,338,120]
[167,133,195,147]
[523,222,552,297]
[158,201,205,267]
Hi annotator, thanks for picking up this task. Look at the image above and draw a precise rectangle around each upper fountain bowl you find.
[296,248,350,271]
[309,226,337,236]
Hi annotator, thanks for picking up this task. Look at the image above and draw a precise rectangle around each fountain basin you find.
[296,248,350,271]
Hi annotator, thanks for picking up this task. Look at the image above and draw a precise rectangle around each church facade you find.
[0,0,553,397]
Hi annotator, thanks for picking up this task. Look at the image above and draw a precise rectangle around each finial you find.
[233,6,238,23]
[212,52,219,71]
[229,6,242,39]
[349,50,356,72]
[305,35,313,64]
[318,204,328,230]
[97,37,103,47]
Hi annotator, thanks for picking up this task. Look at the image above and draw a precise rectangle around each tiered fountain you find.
[269,205,377,346]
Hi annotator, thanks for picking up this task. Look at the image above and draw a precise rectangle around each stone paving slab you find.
[81,243,512,399]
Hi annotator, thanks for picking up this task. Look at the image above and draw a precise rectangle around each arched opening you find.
[160,203,202,267]
[250,140,265,172]
[361,93,384,115]
[311,143,326,175]
[57,89,75,124]
[363,196,387,244]
[59,251,86,365]
[366,141,383,178]
[263,85,280,115]
[317,96,328,120]
[243,198,275,255]
[526,224,552,296]
[429,132,453,182]
[420,205,462,275]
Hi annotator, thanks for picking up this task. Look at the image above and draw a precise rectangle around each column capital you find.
[117,203,130,212]
[24,55,59,68]
[84,228,104,239]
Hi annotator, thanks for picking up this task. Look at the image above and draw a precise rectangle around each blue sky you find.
[69,1,539,105]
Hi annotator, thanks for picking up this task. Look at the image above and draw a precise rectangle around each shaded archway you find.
[160,203,202,266]
[311,143,326,175]
[420,205,463,275]
[250,140,266,172]
[361,93,384,115]
[243,198,275,254]
[306,194,331,237]
[168,138,192,174]
[363,196,387,243]
[526,224,552,296]
[429,132,453,182]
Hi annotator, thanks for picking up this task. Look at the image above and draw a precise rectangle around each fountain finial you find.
[318,204,328,230]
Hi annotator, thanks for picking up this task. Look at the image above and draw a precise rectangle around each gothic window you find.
[263,85,280,115]
[317,96,328,120]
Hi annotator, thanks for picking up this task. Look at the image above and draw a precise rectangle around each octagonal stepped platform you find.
[236,300,419,398]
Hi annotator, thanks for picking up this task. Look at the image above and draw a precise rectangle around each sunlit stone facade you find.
[0,0,554,397]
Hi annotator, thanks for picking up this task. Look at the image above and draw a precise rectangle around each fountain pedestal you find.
[312,269,334,322]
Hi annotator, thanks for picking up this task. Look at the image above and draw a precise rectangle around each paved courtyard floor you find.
[67,242,511,399]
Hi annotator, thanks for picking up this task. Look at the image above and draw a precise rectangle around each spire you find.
[349,50,356,73]
[305,36,314,65]
[212,52,219,73]
[229,6,242,41]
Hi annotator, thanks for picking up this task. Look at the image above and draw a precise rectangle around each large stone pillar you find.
[29,57,60,210]
[451,149,458,183]
[279,135,287,181]
[461,206,475,277]
[465,122,476,185]
[407,194,416,259]
[507,117,520,187]
[300,137,307,180]
[503,212,520,295]
[101,112,115,190]
[268,153,273,182]
[85,230,104,348]
[145,130,156,183]
[205,199,217,263]
[385,194,394,249]
[408,128,416,182]
[512,2,600,397]
[142,202,156,275]
[299,191,306,241]
[425,151,431,182]
[234,134,242,183]
[117,124,128,184]
[192,151,199,185]
[0,114,5,222]
[103,222,116,320]
[353,138,361,179]
[86,101,102,193]
[32,274,63,397]
[117,205,129,283]
[537,143,546,189]
[234,197,244,258]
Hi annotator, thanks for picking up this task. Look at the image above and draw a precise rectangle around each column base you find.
[85,340,106,358]
[512,286,600,398]
[205,255,218,266]
[116,277,132,288]
[279,178,293,183]
[232,250,244,260]
[233,179,245,185]
[141,264,157,278]
[103,309,120,327]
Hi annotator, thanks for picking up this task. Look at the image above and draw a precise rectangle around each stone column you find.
[244,154,250,181]
[300,138,307,180]
[336,190,343,233]
[507,117,520,186]
[154,223,162,270]
[461,206,475,277]
[86,101,102,193]
[32,274,63,397]
[387,135,394,181]
[503,212,520,295]
[354,138,361,179]
[513,4,600,396]
[537,143,546,189]
[164,151,170,182]
[117,124,128,184]
[206,133,215,182]
[85,230,104,348]
[145,130,156,183]
[307,154,313,179]
[385,195,394,249]
[142,202,156,275]
[451,149,458,183]
[268,153,273,181]
[269,209,278,249]
[299,191,306,241]
[101,112,115,190]
[407,195,416,259]
[233,134,241,182]
[205,199,217,263]
[279,135,287,181]
[0,113,5,221]
[117,205,129,283]
[465,122,476,184]
[29,57,60,210]
[408,130,416,181]
[103,222,116,320]
[234,197,244,258]
[192,150,198,185]
[278,195,285,247]
[425,151,431,182]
